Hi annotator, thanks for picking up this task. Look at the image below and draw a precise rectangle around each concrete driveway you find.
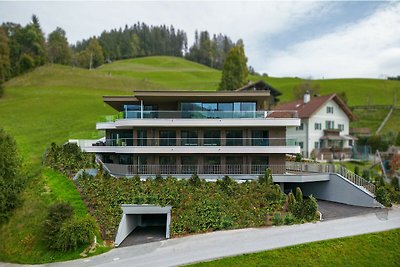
[2,205,395,267]
[119,226,166,247]
[318,200,379,220]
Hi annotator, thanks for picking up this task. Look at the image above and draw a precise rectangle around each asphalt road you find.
[4,205,396,267]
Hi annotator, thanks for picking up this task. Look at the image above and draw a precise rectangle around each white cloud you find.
[262,2,400,78]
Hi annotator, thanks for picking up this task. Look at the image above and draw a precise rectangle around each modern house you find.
[72,82,381,236]
[79,82,301,179]
[275,93,357,161]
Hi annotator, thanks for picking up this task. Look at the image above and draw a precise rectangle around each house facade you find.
[275,93,356,161]
[79,83,300,178]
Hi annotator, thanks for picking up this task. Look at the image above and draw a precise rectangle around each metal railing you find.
[103,163,286,176]
[286,162,375,194]
[95,137,297,147]
[102,110,298,121]
[100,161,375,195]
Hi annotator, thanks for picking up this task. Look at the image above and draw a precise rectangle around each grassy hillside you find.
[0,55,399,263]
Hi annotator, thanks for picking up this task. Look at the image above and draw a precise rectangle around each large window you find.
[204,130,220,146]
[137,129,147,146]
[124,104,157,118]
[181,130,198,146]
[159,130,176,146]
[119,155,132,165]
[159,156,175,165]
[181,156,198,174]
[226,130,243,146]
[180,102,257,118]
[204,156,221,174]
[252,130,269,146]
[325,120,335,129]
[109,130,133,146]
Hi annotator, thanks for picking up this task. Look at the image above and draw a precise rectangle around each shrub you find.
[390,177,399,191]
[42,202,74,249]
[287,192,296,212]
[292,195,318,222]
[189,173,201,186]
[0,128,24,224]
[43,142,93,177]
[295,153,302,162]
[217,175,235,196]
[154,174,163,183]
[376,187,392,207]
[362,169,370,181]
[354,165,360,176]
[258,168,273,185]
[284,212,296,225]
[295,187,303,202]
[272,213,283,226]
[55,217,97,252]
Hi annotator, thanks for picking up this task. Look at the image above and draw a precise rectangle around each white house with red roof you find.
[275,92,356,160]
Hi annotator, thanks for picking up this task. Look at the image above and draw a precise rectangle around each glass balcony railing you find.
[92,138,298,147]
[104,110,298,120]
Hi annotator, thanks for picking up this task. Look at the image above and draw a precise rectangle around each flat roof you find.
[103,90,270,111]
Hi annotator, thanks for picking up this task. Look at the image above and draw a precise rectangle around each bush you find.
[42,202,74,249]
[295,153,302,162]
[258,168,273,185]
[0,128,24,224]
[284,212,296,225]
[376,187,392,207]
[362,169,370,181]
[43,142,93,177]
[287,192,296,212]
[55,217,97,252]
[77,173,286,239]
[272,212,283,226]
[189,173,201,186]
[354,166,360,176]
[292,195,318,222]
[216,175,235,196]
[295,187,303,202]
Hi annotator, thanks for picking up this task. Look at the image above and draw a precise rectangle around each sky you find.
[1,1,399,79]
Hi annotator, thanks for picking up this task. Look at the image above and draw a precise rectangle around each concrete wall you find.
[285,173,382,208]
[115,205,172,247]
[115,214,141,247]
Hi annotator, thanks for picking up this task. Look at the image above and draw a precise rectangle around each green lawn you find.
[191,229,400,267]
[0,56,399,263]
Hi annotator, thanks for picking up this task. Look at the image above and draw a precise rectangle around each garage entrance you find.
[115,204,172,247]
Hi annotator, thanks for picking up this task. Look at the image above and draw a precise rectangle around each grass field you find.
[191,229,400,267]
[0,56,399,263]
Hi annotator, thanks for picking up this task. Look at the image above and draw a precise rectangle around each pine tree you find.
[219,40,248,91]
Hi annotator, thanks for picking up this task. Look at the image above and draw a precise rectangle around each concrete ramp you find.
[281,173,383,208]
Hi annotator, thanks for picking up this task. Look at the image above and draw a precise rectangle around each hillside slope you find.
[0,56,399,263]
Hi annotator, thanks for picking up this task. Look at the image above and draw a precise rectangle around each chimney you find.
[304,91,310,103]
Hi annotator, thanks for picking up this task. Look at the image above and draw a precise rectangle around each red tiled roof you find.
[274,94,355,120]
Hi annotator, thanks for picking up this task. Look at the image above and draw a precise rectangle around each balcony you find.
[101,110,298,121]
[96,110,300,130]
[103,163,286,176]
[94,137,297,147]
[82,137,300,155]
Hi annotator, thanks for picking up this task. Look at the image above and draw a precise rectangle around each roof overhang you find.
[104,90,270,111]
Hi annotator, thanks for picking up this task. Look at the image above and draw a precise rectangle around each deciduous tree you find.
[219,40,248,91]
[47,27,71,65]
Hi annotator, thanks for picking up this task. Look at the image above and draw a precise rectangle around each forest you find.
[0,14,241,92]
